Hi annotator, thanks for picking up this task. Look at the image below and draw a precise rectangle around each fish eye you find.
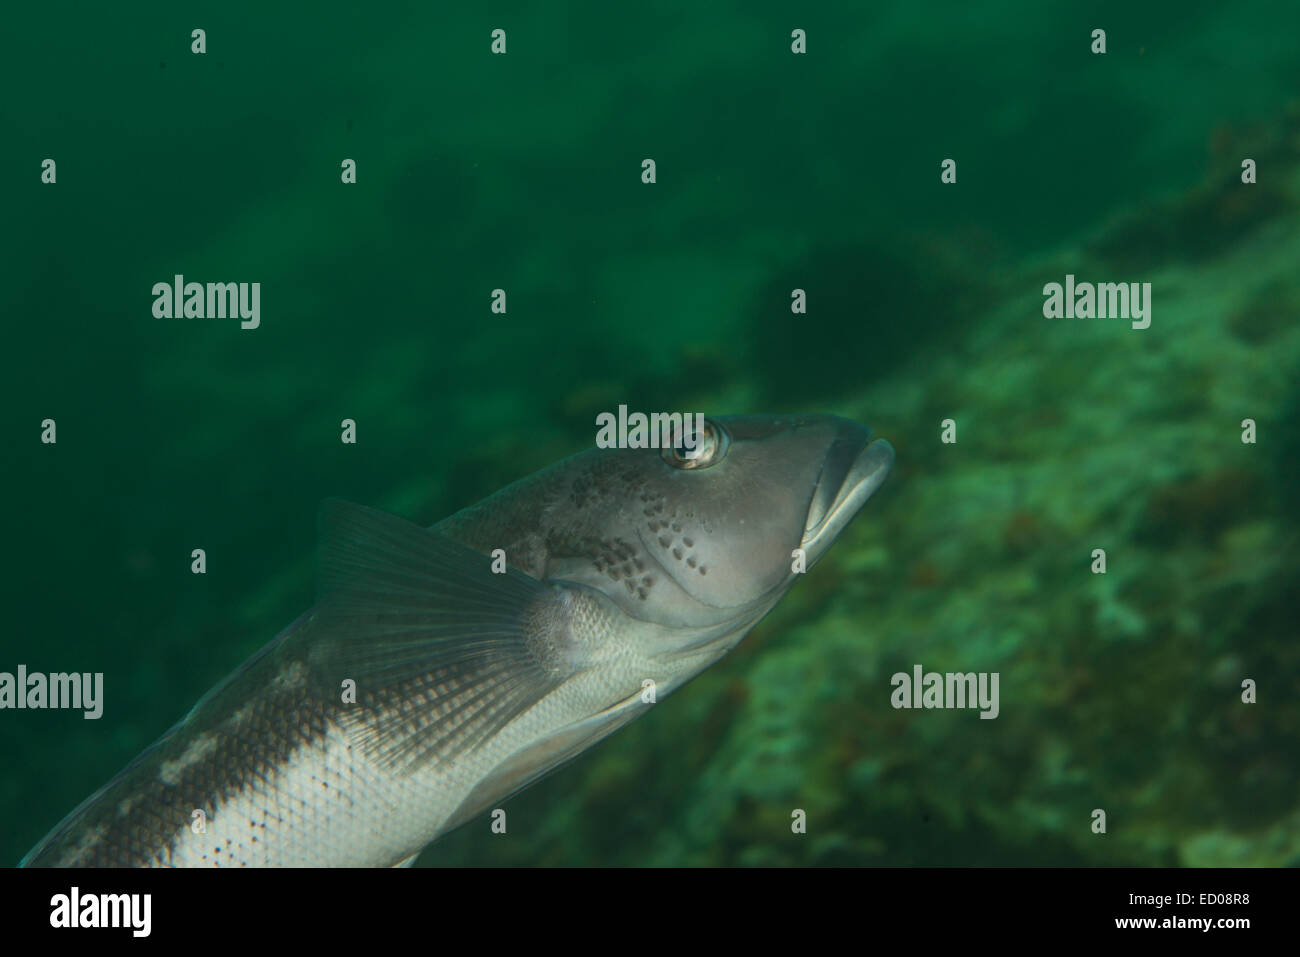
[662,419,729,470]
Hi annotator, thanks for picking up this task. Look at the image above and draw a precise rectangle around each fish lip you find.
[802,431,894,557]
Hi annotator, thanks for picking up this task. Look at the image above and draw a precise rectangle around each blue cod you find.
[23,414,894,867]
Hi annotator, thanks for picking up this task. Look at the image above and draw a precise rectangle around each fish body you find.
[22,414,894,867]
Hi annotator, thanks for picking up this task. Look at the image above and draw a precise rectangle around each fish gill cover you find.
[0,0,1296,880]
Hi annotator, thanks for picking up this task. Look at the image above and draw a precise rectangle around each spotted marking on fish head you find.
[544,530,656,601]
[647,500,710,579]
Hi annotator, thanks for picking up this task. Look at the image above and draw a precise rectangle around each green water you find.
[2,1,1298,866]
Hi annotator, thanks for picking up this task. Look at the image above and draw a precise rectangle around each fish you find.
[21,414,894,867]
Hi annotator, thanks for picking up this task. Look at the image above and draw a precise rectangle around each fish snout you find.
[801,419,894,560]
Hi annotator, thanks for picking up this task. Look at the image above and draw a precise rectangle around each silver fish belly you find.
[22,414,894,867]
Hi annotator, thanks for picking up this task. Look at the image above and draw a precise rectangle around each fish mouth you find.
[801,425,895,559]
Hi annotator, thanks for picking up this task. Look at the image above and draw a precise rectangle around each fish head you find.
[546,414,894,674]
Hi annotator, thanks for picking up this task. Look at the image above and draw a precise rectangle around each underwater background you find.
[2,0,1297,866]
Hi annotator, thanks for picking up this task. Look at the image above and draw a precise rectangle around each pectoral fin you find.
[309,499,577,773]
